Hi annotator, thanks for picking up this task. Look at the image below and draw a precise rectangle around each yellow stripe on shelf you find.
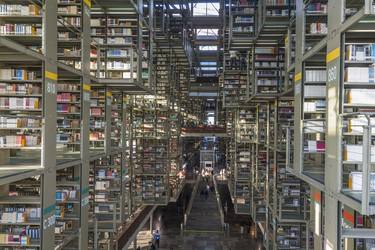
[106,91,112,97]
[83,84,91,92]
[45,71,57,81]
[294,72,302,82]
[285,36,289,45]
[326,47,340,63]
[83,0,91,8]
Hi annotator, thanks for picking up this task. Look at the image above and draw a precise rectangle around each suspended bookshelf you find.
[233,106,257,214]
[57,0,82,70]
[89,154,128,249]
[132,96,170,205]
[0,177,41,249]
[55,165,80,249]
[56,76,81,161]
[302,50,326,184]
[89,87,106,153]
[90,8,138,81]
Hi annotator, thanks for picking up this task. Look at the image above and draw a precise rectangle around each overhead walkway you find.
[181,126,229,138]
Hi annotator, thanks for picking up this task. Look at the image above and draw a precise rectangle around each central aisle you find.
[185,176,223,232]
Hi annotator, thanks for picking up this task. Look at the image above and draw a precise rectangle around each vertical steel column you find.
[79,0,92,249]
[41,0,57,249]
[120,95,128,222]
[105,90,112,155]
[149,0,155,90]
[325,0,344,249]
[137,0,144,84]
[293,0,304,174]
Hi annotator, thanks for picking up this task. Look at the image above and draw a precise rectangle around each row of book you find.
[346,44,375,61]
[306,3,327,13]
[0,83,41,95]
[0,97,40,110]
[0,69,38,81]
[93,37,133,45]
[304,100,326,112]
[0,4,40,16]
[57,93,79,102]
[234,16,254,23]
[0,231,39,245]
[1,207,40,223]
[91,18,134,27]
[0,117,40,130]
[0,24,41,36]
[92,28,132,36]
[345,67,375,83]
[57,104,79,113]
[305,70,326,82]
[58,17,80,27]
[0,135,41,147]
[58,5,79,15]
[309,22,328,35]
[56,133,79,144]
[55,189,77,202]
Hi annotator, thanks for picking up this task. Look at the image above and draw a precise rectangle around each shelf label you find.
[45,71,57,81]
[83,83,91,102]
[43,204,56,230]
[83,0,91,8]
[294,72,302,82]
[81,196,89,207]
[326,47,340,63]
[46,82,56,95]
[81,186,90,207]
[327,65,337,83]
[295,83,301,95]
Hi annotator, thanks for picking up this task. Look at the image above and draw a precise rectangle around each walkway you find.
[185,177,222,232]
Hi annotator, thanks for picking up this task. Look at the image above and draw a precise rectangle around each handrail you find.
[213,174,226,229]
[184,174,201,225]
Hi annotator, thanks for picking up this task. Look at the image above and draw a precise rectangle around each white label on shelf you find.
[43,215,56,230]
[83,92,90,102]
[295,83,301,95]
[327,65,337,82]
[46,82,56,94]
[81,196,89,207]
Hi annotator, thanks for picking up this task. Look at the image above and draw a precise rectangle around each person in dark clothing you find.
[153,230,160,248]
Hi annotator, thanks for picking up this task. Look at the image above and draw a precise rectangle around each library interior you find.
[0,0,375,249]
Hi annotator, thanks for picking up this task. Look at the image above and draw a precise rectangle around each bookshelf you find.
[233,106,257,214]
[56,77,81,161]
[339,38,375,212]
[227,0,256,49]
[89,86,106,153]
[223,52,248,107]
[252,46,285,96]
[169,106,184,200]
[301,50,326,184]
[0,67,43,165]
[0,177,41,249]
[55,165,80,249]
[90,9,138,81]
[303,0,327,52]
[132,95,170,205]
[57,0,82,70]
[252,104,267,225]
[89,154,129,249]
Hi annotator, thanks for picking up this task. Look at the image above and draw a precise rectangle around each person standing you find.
[153,230,160,248]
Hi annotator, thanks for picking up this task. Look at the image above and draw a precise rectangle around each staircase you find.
[185,177,223,233]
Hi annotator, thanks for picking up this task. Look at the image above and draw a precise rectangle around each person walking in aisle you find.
[153,229,160,248]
